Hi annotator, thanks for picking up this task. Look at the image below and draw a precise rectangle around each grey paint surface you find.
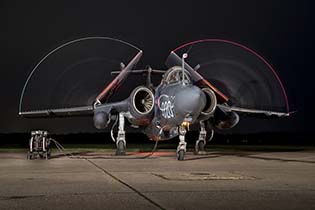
[0,149,315,210]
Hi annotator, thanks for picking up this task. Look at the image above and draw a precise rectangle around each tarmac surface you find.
[0,148,315,210]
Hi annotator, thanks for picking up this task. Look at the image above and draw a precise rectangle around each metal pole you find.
[182,53,188,85]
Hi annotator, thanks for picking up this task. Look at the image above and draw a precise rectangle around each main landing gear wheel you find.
[194,121,213,155]
[116,140,126,156]
[27,151,32,160]
[177,149,185,161]
[195,140,206,155]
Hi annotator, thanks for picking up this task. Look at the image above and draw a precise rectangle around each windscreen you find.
[170,39,289,113]
[19,37,141,113]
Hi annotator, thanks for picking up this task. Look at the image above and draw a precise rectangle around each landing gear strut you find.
[177,125,187,160]
[115,113,126,155]
[27,130,51,160]
[195,121,214,155]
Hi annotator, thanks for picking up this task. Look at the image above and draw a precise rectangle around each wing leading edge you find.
[19,106,94,118]
[217,104,290,118]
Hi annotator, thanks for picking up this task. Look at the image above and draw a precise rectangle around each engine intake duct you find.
[132,86,154,115]
[201,88,217,115]
[128,86,155,126]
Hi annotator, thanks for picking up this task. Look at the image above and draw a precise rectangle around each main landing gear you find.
[194,121,214,155]
[115,113,126,156]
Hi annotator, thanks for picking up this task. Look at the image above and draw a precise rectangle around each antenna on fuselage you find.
[182,53,188,85]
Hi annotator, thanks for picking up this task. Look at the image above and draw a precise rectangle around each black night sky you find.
[1,0,314,134]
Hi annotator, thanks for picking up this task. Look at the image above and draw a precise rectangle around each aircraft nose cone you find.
[174,85,206,122]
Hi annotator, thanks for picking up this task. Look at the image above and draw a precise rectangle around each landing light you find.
[181,121,190,130]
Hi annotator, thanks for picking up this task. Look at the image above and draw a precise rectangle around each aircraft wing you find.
[19,106,94,118]
[217,104,290,118]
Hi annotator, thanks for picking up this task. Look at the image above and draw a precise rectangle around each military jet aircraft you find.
[19,37,290,160]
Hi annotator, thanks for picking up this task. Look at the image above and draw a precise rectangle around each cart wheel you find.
[47,150,51,160]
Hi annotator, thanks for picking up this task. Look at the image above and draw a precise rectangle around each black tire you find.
[116,140,126,156]
[198,141,205,151]
[177,150,185,161]
[195,140,208,155]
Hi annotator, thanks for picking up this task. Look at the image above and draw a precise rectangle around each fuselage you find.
[144,78,206,141]
[93,66,221,141]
